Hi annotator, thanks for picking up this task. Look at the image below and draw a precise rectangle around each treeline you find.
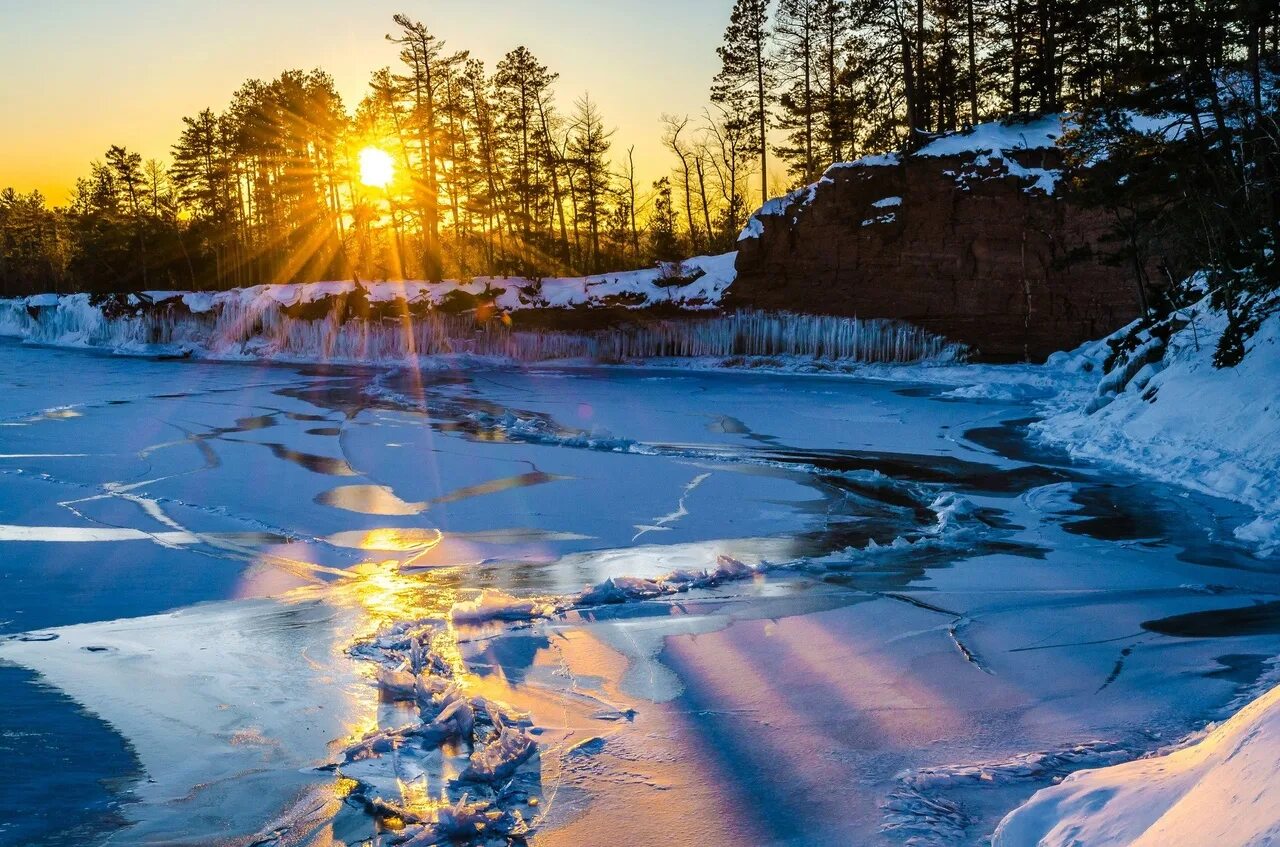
[709,0,1278,191]
[0,13,770,297]
[2,3,1278,302]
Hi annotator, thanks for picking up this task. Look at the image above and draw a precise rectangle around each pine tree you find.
[774,0,824,183]
[494,46,558,274]
[388,15,466,281]
[647,177,682,262]
[567,94,614,273]
[713,0,775,204]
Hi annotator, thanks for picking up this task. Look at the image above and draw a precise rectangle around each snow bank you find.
[1035,305,1280,553]
[885,741,1131,845]
[992,683,1280,847]
[917,114,1066,195]
[914,114,1063,158]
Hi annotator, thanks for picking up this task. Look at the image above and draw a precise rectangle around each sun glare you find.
[359,146,394,188]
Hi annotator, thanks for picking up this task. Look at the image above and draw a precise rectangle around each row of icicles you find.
[0,296,961,364]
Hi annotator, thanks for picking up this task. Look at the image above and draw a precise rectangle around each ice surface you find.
[0,598,368,845]
[1,330,1278,847]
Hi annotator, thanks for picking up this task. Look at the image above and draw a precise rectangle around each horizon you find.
[0,0,733,205]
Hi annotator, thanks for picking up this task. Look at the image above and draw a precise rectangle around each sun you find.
[358,146,395,188]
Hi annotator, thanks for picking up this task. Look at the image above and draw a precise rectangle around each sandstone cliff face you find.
[730,144,1141,361]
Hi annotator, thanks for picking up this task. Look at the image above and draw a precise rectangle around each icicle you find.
[0,293,962,365]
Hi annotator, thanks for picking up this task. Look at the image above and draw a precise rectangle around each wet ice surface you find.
[0,339,1277,846]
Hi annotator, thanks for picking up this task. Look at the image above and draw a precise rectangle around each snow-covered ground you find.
[739,114,1069,241]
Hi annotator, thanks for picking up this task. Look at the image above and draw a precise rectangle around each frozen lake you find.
[1,337,1277,846]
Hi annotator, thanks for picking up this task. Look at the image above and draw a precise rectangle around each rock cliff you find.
[730,118,1142,361]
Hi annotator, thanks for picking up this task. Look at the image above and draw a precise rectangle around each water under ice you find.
[0,338,1277,847]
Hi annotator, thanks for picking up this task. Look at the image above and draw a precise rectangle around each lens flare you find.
[358,146,395,188]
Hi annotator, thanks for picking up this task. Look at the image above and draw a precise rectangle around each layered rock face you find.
[731,136,1141,361]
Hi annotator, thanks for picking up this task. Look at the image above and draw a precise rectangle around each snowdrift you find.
[992,682,1280,847]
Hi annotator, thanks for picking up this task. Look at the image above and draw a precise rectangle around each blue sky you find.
[0,0,732,202]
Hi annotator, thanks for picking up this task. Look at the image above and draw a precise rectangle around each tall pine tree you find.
[713,0,774,203]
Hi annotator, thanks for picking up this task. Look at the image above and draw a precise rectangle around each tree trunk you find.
[967,0,979,123]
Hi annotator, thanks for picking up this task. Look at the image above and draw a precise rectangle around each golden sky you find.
[0,0,732,204]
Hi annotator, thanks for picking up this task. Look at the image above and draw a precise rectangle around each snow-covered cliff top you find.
[739,116,1069,242]
[19,253,739,317]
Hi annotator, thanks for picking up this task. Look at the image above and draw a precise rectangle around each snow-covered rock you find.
[142,253,740,316]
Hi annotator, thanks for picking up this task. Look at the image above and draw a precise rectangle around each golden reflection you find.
[273,533,514,829]
[348,527,442,555]
[314,483,426,515]
[325,527,451,568]
[313,559,461,627]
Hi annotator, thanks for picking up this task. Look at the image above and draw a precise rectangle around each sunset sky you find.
[0,0,732,204]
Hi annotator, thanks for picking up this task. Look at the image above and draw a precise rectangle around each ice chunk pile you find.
[443,555,766,629]
[340,621,541,845]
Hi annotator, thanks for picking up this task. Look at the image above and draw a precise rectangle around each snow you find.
[1035,304,1280,554]
[993,682,1280,847]
[738,181,831,240]
[914,114,1064,158]
[871,196,903,208]
[921,122,1065,194]
[827,152,902,170]
[737,215,766,241]
[2,254,740,334]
